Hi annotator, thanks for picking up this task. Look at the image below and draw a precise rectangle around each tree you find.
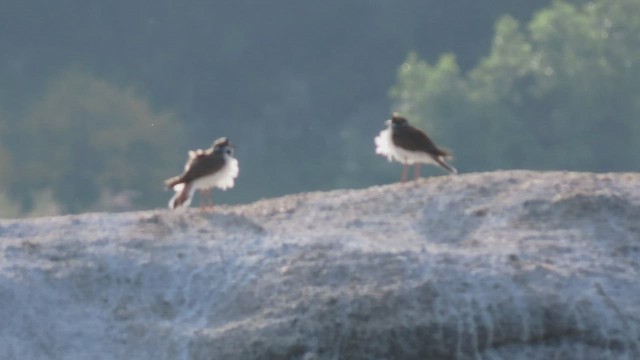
[12,69,187,213]
[391,0,640,173]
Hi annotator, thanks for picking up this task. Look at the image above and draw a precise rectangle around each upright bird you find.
[164,137,239,210]
[375,113,456,182]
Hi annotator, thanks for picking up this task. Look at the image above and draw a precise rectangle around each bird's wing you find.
[393,125,449,157]
[174,153,226,184]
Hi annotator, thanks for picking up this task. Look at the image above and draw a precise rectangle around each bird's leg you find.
[207,190,215,211]
[199,190,206,210]
[414,163,421,182]
[401,164,409,183]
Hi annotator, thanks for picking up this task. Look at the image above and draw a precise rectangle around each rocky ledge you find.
[0,171,639,359]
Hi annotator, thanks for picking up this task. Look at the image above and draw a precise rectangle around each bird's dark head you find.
[212,137,234,155]
[386,113,409,127]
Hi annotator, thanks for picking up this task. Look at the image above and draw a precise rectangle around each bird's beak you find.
[385,119,391,126]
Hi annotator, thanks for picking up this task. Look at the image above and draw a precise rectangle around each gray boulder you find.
[0,171,639,359]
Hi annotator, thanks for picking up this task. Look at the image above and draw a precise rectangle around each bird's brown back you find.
[168,152,226,186]
[392,124,450,157]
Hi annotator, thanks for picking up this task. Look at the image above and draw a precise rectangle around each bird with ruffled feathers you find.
[164,137,239,210]
[375,113,456,182]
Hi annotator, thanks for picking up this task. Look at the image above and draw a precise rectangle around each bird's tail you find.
[435,155,457,174]
[164,176,183,190]
[168,182,194,209]
[436,147,453,158]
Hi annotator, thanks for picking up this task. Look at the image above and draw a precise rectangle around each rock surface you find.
[0,171,639,359]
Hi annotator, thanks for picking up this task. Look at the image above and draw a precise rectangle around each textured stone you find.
[0,171,639,359]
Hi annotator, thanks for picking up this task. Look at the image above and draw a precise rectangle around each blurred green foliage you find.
[5,69,186,214]
[391,0,640,174]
